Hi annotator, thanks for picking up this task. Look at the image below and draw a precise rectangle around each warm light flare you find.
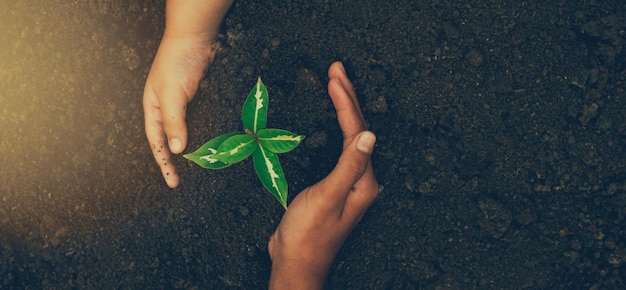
[0,0,164,270]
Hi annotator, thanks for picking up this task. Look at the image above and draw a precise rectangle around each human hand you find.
[143,0,233,188]
[143,33,218,188]
[268,61,379,289]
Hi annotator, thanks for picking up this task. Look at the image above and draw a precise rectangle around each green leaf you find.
[258,128,305,153]
[242,77,268,133]
[212,133,258,164]
[253,145,288,209]
[183,132,242,169]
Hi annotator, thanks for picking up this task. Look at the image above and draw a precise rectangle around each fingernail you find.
[338,61,346,74]
[357,132,375,154]
[170,138,182,153]
[332,77,344,89]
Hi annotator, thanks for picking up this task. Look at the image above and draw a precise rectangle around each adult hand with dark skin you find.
[268,61,379,289]
[143,0,233,188]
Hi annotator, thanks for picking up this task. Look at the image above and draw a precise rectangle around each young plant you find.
[183,77,304,209]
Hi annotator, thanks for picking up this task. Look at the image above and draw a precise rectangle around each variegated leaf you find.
[253,145,288,209]
[212,133,257,164]
[242,77,268,133]
[183,132,241,169]
[257,128,305,153]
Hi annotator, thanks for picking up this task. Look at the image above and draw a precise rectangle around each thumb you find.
[160,88,193,154]
[321,131,376,198]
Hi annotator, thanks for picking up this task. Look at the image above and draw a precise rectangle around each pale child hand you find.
[143,0,233,188]
[143,34,218,188]
[268,61,379,289]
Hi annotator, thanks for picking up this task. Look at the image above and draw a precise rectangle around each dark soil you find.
[1,0,626,288]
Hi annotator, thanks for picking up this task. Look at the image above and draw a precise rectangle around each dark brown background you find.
[1,0,625,288]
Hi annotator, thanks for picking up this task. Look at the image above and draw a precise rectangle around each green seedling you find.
[184,77,304,209]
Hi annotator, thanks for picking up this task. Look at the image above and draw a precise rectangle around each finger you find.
[159,86,192,154]
[328,78,366,143]
[316,131,376,207]
[144,90,180,188]
[328,61,365,121]
[344,159,378,220]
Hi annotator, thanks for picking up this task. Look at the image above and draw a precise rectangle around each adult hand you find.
[268,61,379,289]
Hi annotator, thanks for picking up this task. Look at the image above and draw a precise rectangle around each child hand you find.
[143,0,233,188]
[143,33,218,188]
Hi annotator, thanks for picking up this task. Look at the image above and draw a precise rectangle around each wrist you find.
[161,29,218,45]
[165,0,233,39]
[269,257,329,290]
